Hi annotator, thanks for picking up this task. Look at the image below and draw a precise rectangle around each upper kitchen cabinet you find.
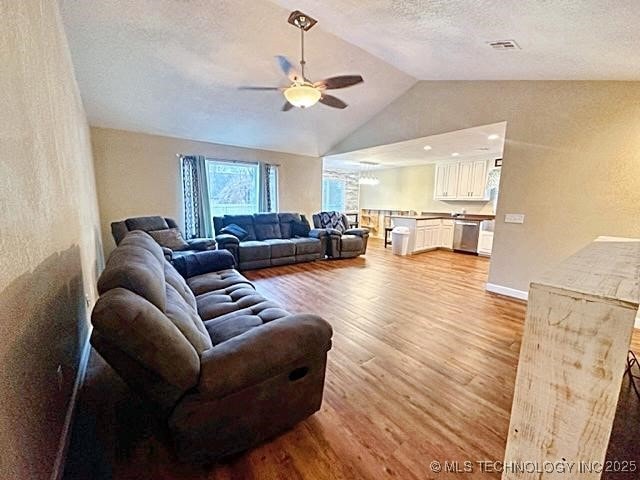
[434,162,460,200]
[433,160,490,201]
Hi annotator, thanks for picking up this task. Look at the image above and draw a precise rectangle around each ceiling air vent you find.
[487,39,521,50]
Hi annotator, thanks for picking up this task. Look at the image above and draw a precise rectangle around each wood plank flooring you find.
[64,239,640,480]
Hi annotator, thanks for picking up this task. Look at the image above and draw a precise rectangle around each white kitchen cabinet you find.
[415,226,426,250]
[440,220,454,249]
[456,162,473,198]
[434,163,460,200]
[434,164,447,199]
[433,160,489,201]
[470,160,488,199]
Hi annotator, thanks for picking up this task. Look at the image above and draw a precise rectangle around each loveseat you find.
[213,213,327,270]
[312,212,369,258]
[91,231,333,462]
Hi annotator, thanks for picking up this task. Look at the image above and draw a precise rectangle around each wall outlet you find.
[505,213,525,224]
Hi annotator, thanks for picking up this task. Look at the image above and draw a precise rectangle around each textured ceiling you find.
[59,0,416,156]
[60,1,639,158]
[274,0,640,80]
[324,122,506,171]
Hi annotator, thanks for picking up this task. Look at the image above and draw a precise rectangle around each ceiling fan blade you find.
[238,86,281,91]
[276,55,302,82]
[320,94,348,109]
[282,101,294,112]
[314,75,364,90]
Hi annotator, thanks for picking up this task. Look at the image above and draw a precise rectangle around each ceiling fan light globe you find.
[283,84,321,108]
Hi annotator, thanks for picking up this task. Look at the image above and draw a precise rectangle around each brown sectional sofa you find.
[91,231,333,462]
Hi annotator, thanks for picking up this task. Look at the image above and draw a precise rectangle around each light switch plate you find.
[505,213,525,224]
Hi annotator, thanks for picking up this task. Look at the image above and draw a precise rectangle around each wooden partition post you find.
[503,237,640,479]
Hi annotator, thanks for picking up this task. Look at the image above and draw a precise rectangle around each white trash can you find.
[391,226,410,256]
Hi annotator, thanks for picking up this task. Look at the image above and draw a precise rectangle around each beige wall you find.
[91,127,322,255]
[0,1,103,478]
[330,81,640,292]
[359,163,495,214]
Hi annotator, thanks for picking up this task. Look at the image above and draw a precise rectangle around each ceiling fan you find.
[239,10,364,111]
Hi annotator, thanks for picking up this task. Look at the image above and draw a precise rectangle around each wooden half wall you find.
[503,237,640,479]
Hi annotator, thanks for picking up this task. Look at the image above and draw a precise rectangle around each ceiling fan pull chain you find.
[300,27,306,80]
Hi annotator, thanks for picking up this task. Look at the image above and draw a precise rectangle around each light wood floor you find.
[64,239,640,479]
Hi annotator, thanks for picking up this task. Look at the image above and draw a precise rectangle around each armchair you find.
[312,211,369,258]
[111,216,216,262]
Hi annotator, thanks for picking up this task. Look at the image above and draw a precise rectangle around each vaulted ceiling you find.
[276,0,640,80]
[60,0,640,157]
[59,0,415,157]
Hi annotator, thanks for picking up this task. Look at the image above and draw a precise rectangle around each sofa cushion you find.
[187,269,253,296]
[171,250,236,279]
[203,298,285,324]
[195,286,259,320]
[98,232,167,311]
[263,239,295,258]
[205,315,264,345]
[148,228,190,251]
[223,215,256,241]
[165,283,212,353]
[125,216,169,232]
[164,262,197,310]
[340,234,363,252]
[219,223,248,240]
[254,213,282,240]
[290,237,322,255]
[238,241,271,263]
[278,213,302,239]
[91,288,200,402]
[292,220,311,237]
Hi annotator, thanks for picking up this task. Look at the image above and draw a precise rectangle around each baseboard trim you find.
[486,283,529,301]
[50,328,92,480]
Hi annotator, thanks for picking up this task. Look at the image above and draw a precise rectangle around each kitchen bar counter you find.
[389,213,495,221]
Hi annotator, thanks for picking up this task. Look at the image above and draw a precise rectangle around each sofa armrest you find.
[171,250,236,278]
[344,228,369,237]
[308,228,328,239]
[161,246,173,260]
[215,233,240,246]
[198,314,332,399]
[186,238,217,251]
[324,228,343,237]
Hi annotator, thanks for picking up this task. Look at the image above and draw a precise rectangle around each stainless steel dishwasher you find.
[453,219,480,254]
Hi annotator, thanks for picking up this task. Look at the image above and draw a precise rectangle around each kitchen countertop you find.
[389,213,495,222]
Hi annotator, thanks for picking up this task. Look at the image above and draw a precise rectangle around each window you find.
[322,178,346,212]
[206,160,260,216]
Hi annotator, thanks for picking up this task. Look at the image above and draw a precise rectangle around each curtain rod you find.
[176,154,280,167]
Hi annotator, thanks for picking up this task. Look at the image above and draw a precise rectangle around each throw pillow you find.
[319,211,345,233]
[292,220,311,237]
[148,228,190,251]
[220,223,248,240]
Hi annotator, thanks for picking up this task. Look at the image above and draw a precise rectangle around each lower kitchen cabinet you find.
[439,220,454,249]
[392,217,454,253]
